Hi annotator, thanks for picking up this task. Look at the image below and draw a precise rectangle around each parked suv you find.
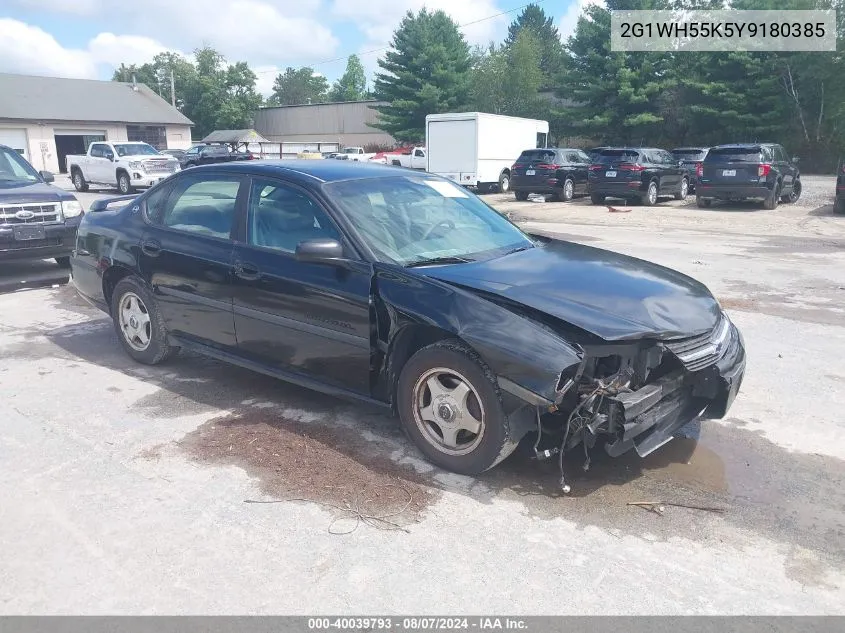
[671,147,709,193]
[588,148,688,206]
[835,158,845,215]
[0,144,83,267]
[511,148,591,201]
[696,143,801,209]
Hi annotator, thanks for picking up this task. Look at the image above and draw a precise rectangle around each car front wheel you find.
[117,172,133,195]
[397,341,519,475]
[111,276,174,365]
[642,180,659,206]
[782,179,802,203]
[674,177,689,200]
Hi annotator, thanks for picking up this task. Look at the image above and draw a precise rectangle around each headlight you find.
[128,161,143,170]
[62,200,84,218]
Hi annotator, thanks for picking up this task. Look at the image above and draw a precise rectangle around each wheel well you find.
[70,166,81,175]
[102,265,135,311]
[116,167,129,178]
[500,168,511,176]
[385,324,465,412]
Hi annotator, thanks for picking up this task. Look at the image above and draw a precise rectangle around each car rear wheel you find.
[71,169,88,192]
[514,191,529,201]
[498,172,510,193]
[397,341,518,475]
[111,276,174,365]
[763,183,781,210]
[55,256,71,269]
[696,196,712,208]
[590,193,605,205]
[834,197,845,215]
[641,180,659,206]
[117,171,134,195]
[674,177,689,200]
[782,179,802,203]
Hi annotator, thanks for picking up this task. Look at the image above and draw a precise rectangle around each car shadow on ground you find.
[0,260,69,295]
[26,297,845,556]
[808,204,839,217]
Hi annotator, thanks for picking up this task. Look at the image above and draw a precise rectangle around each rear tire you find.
[514,191,529,201]
[696,196,712,208]
[110,276,174,365]
[498,171,510,193]
[55,256,71,269]
[397,340,519,475]
[782,179,802,203]
[71,169,88,192]
[590,193,605,205]
[834,197,845,215]
[763,183,781,210]
[477,183,492,194]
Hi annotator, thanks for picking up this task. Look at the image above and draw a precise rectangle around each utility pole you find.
[170,69,176,107]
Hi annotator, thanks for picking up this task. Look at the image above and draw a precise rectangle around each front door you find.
[231,176,372,395]
[138,173,246,349]
[88,143,112,183]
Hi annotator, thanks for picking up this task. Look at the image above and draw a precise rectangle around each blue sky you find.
[0,0,595,95]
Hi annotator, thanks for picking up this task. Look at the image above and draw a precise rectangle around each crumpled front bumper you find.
[605,323,746,458]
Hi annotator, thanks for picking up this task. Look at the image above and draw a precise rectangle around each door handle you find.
[233,260,260,281]
[141,239,161,256]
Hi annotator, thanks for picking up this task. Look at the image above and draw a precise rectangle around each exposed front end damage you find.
[528,312,746,491]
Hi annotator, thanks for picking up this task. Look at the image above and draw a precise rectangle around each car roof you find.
[182,159,412,185]
[710,143,770,150]
[672,147,709,151]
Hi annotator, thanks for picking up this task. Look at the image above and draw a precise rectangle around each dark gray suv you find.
[696,143,801,209]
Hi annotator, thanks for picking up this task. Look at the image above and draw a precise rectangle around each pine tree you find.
[373,9,472,142]
[504,3,564,83]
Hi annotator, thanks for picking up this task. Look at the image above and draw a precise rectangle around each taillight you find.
[536,163,556,170]
[619,163,645,172]
[696,162,703,177]
[589,164,603,171]
[758,163,772,177]
[512,162,524,170]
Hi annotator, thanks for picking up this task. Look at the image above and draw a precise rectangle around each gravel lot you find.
[1,173,843,614]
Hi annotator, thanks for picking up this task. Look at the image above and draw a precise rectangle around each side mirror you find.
[106,153,114,161]
[295,238,346,265]
[39,170,55,183]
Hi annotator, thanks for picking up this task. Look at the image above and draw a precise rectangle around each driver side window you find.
[247,178,340,253]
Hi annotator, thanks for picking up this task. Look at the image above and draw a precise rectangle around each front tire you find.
[117,171,134,195]
[674,177,689,200]
[55,256,71,268]
[782,179,802,203]
[110,276,173,365]
[559,177,575,202]
[641,180,659,206]
[397,341,518,475]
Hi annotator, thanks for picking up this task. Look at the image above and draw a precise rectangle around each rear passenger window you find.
[160,177,241,239]
[247,178,340,253]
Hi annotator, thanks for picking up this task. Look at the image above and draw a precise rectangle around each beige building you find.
[254,100,395,151]
[0,73,193,174]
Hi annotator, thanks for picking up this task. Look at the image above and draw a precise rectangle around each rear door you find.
[230,176,372,395]
[590,149,642,186]
[773,145,794,192]
[139,172,246,350]
[513,149,560,187]
[702,146,764,185]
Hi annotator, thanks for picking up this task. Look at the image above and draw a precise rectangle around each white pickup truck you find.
[335,147,376,162]
[390,146,426,170]
[67,141,180,194]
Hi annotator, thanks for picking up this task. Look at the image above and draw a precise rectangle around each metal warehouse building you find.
[253,100,395,153]
[0,73,193,174]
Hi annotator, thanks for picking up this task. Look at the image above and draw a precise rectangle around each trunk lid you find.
[589,149,643,184]
[702,146,764,184]
[513,149,558,185]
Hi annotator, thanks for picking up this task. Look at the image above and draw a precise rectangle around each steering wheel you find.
[422,219,455,240]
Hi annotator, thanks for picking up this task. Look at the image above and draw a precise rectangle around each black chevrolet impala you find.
[70,161,745,484]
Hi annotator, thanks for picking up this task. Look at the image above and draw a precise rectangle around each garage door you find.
[0,128,28,159]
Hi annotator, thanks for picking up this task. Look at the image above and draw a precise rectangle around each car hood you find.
[421,240,721,341]
[0,181,75,203]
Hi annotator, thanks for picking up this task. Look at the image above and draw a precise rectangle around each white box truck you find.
[425,112,549,193]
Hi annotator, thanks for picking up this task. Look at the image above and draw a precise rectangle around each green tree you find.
[329,54,368,102]
[373,9,472,142]
[268,67,329,105]
[504,3,565,83]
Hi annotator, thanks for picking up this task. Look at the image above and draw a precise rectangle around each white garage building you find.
[0,73,193,174]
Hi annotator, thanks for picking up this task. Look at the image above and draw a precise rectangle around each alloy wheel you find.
[412,367,485,456]
[118,292,152,351]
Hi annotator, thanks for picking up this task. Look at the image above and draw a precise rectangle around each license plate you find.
[526,169,535,176]
[722,169,736,177]
[605,170,617,177]
[13,225,46,241]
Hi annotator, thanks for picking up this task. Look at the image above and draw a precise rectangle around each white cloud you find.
[12,0,100,15]
[0,19,97,78]
[558,0,604,42]
[87,33,172,67]
[331,0,508,48]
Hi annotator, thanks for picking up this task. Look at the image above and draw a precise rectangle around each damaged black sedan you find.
[70,161,745,488]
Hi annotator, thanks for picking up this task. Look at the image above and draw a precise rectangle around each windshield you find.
[342,148,361,154]
[0,147,41,185]
[114,143,160,157]
[326,176,534,266]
